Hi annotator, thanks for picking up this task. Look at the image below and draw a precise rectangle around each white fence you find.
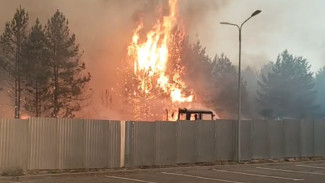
[0,118,324,170]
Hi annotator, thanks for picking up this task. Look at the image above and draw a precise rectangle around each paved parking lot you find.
[1,160,325,183]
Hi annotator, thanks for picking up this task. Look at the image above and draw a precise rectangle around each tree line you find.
[116,27,325,120]
[177,38,249,118]
[181,39,325,119]
[0,7,91,118]
[1,7,324,120]
[257,51,325,119]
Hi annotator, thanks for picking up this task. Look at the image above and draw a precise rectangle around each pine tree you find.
[46,10,91,118]
[178,38,248,119]
[180,40,213,104]
[242,66,259,118]
[22,19,50,117]
[210,55,248,118]
[0,55,4,91]
[257,50,317,119]
[0,7,29,118]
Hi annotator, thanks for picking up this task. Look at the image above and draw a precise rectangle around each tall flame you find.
[128,0,193,103]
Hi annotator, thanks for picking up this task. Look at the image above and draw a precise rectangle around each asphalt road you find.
[1,160,325,183]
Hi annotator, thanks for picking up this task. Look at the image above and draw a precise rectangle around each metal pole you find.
[238,28,242,163]
[220,10,261,163]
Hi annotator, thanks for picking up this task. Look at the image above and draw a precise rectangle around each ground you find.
[1,160,325,183]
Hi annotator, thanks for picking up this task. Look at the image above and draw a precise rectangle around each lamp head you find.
[251,10,262,17]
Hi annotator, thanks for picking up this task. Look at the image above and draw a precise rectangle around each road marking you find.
[214,169,304,181]
[296,164,325,170]
[161,172,247,183]
[105,175,157,183]
[256,167,325,176]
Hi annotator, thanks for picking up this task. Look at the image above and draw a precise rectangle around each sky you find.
[191,0,325,73]
[0,0,324,118]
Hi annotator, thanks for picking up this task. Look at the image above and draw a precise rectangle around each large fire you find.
[127,0,193,105]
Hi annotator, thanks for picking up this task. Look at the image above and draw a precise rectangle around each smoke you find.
[2,0,323,119]
[0,0,229,119]
[178,0,228,45]
[189,0,325,73]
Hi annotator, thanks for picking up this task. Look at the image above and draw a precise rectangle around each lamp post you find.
[220,10,261,163]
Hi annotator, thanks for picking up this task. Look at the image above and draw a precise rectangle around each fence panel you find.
[107,121,122,168]
[155,122,177,165]
[57,119,86,169]
[215,120,236,160]
[251,120,269,159]
[0,119,28,170]
[268,120,285,159]
[240,120,252,160]
[283,120,300,157]
[127,122,156,167]
[84,120,120,168]
[300,119,314,157]
[197,121,215,162]
[177,122,197,164]
[85,120,106,168]
[28,118,58,169]
[314,119,325,156]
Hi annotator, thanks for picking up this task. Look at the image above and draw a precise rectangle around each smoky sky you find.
[0,0,324,118]
[1,0,323,82]
[200,0,325,73]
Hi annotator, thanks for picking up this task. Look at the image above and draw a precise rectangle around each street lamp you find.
[220,10,261,163]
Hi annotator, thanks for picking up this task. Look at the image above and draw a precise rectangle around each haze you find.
[0,0,324,118]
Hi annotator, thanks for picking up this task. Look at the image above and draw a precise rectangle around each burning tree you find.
[124,0,193,121]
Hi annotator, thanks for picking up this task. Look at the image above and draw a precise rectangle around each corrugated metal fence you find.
[0,118,121,170]
[125,119,325,167]
[0,118,325,170]
[0,119,28,170]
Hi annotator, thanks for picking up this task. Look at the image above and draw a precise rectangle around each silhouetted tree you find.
[315,66,325,118]
[242,66,259,118]
[257,50,317,119]
[178,38,248,119]
[257,61,274,118]
[46,10,91,118]
[22,19,50,117]
[209,55,248,118]
[180,40,213,103]
[260,61,274,77]
[0,7,29,118]
[0,55,4,91]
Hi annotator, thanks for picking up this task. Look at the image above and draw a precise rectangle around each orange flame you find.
[128,0,193,103]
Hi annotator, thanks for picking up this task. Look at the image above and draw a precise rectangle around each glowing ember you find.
[127,0,193,103]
